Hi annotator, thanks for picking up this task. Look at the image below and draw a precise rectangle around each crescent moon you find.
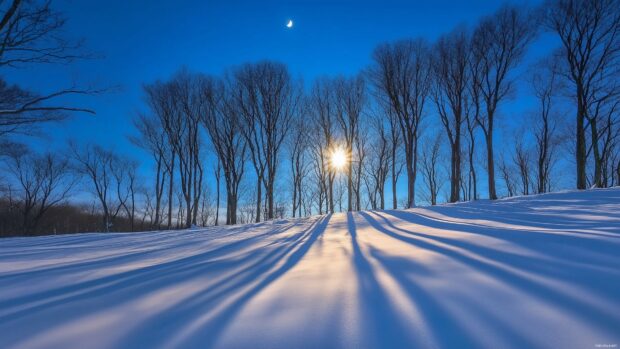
[286,20,293,28]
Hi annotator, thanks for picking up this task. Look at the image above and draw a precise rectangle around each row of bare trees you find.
[547,0,620,189]
[131,62,299,228]
[367,5,536,206]
[1,0,619,236]
[0,0,103,236]
[0,142,147,235]
[495,0,620,194]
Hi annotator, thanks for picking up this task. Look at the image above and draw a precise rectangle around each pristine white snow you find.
[0,189,619,349]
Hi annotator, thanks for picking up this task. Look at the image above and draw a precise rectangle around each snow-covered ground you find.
[0,188,619,349]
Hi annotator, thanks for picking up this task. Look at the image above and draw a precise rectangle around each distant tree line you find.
[1,0,619,236]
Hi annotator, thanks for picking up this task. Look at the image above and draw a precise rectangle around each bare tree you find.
[308,126,329,215]
[370,39,432,208]
[545,0,620,188]
[202,76,246,225]
[420,133,443,205]
[587,96,620,187]
[233,61,300,221]
[513,137,532,195]
[164,145,175,229]
[431,28,470,203]
[530,58,562,193]
[174,73,204,227]
[198,185,215,226]
[353,124,368,211]
[301,183,317,216]
[237,184,256,224]
[499,157,517,197]
[334,75,366,212]
[71,144,120,231]
[288,111,310,218]
[113,158,139,231]
[364,116,391,209]
[130,113,168,228]
[309,78,337,213]
[464,106,478,200]
[144,70,204,228]
[176,191,184,229]
[599,101,620,186]
[213,160,221,225]
[140,189,155,228]
[0,82,98,138]
[0,1,98,139]
[471,5,537,199]
[609,127,620,186]
[387,109,404,209]
[5,147,74,234]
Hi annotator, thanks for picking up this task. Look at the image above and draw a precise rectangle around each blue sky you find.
[7,0,572,204]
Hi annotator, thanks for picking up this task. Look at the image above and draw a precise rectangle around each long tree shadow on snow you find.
[0,220,303,323]
[120,214,332,349]
[0,217,329,347]
[381,208,619,269]
[423,189,620,234]
[357,210,620,345]
[345,212,421,348]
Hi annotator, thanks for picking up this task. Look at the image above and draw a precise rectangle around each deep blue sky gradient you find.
[7,0,572,205]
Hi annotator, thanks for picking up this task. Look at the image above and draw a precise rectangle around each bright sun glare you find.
[330,147,347,170]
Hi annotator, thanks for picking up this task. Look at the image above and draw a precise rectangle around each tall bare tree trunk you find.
[590,116,603,187]
[215,164,220,226]
[450,137,461,202]
[267,175,275,219]
[255,175,262,223]
[391,146,398,209]
[406,150,416,208]
[485,128,497,200]
[167,153,175,230]
[471,5,535,200]
[347,148,353,212]
[576,99,587,189]
[329,174,335,213]
[546,0,619,189]
[153,155,163,229]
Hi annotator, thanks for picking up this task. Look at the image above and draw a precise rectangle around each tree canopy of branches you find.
[334,75,366,212]
[288,110,310,217]
[71,144,125,232]
[546,0,620,188]
[471,5,537,199]
[144,70,204,228]
[308,78,338,213]
[4,146,73,234]
[233,61,300,221]
[431,28,470,203]
[202,77,247,224]
[130,113,170,228]
[369,39,432,208]
[364,115,391,209]
[420,133,444,205]
[530,58,563,193]
[0,0,97,140]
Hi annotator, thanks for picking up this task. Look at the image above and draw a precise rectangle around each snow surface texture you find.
[1,189,619,349]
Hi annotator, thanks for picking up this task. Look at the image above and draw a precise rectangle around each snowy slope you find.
[0,188,619,349]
